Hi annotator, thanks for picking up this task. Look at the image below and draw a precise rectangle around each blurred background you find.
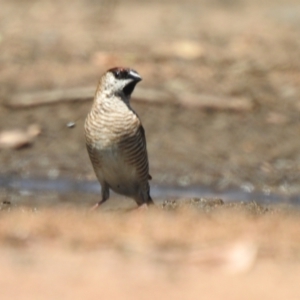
[1,0,300,206]
[2,2,300,299]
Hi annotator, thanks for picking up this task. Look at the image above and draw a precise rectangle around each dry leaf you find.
[266,112,288,124]
[0,124,41,149]
[179,93,253,111]
[188,240,257,274]
[155,40,204,60]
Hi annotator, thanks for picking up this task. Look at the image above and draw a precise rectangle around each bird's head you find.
[99,67,142,99]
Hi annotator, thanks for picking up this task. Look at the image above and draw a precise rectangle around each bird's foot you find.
[90,202,100,211]
[137,203,150,211]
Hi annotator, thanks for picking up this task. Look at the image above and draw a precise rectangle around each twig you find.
[5,87,171,108]
[6,87,95,108]
[4,87,253,112]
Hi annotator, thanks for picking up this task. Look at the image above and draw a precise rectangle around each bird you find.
[84,67,153,209]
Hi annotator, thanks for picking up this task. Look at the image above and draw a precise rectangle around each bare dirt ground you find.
[1,0,300,298]
[1,205,300,300]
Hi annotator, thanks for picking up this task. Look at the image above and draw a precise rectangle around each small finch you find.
[84,67,153,209]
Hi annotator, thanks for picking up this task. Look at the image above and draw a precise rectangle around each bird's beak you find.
[128,70,142,82]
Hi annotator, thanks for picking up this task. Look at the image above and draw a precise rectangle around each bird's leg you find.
[136,188,154,207]
[146,195,154,206]
[90,182,110,211]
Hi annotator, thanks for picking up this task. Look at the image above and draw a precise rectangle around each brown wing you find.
[139,125,152,180]
[119,124,151,182]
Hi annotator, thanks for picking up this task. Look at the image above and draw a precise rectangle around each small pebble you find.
[66,122,76,128]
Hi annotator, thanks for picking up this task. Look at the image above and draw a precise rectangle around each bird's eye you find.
[114,69,128,79]
[115,70,126,79]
